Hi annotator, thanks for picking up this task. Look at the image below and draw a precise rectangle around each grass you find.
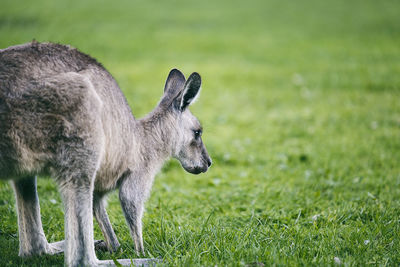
[1,0,400,265]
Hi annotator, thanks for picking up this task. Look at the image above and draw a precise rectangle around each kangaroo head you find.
[160,69,212,174]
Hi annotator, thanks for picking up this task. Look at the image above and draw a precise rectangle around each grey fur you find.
[0,42,211,266]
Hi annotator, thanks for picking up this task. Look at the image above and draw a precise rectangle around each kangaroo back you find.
[0,42,132,180]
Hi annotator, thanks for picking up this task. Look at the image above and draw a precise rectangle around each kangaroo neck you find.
[132,108,176,172]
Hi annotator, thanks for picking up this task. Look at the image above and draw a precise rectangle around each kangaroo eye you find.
[193,130,202,139]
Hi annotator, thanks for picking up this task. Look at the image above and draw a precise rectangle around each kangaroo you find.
[0,42,211,266]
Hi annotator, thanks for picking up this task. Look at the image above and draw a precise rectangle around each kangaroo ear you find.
[180,72,201,111]
[164,69,186,95]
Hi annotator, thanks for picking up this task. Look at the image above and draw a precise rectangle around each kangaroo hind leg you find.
[11,176,60,256]
[94,194,121,252]
[57,168,99,266]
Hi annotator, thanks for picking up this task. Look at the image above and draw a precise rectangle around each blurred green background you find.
[0,0,399,266]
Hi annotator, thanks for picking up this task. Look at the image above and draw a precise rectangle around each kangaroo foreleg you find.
[119,174,153,256]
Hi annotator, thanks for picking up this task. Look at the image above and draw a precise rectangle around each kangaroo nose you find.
[207,158,212,167]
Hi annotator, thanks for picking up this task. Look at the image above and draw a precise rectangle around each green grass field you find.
[1,0,399,266]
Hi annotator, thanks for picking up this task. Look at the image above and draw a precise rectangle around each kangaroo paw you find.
[94,240,108,251]
[47,239,109,255]
[98,258,162,266]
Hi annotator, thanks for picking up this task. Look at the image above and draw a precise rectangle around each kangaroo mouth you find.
[184,165,208,175]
